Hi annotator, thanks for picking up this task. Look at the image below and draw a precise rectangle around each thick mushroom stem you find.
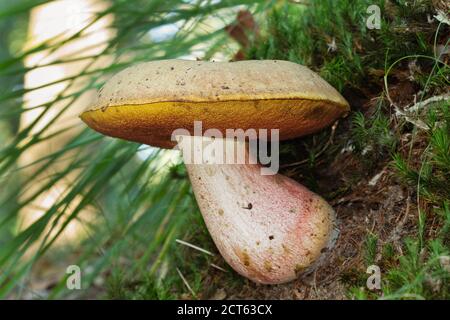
[176,135,338,284]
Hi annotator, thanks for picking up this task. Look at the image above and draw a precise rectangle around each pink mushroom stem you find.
[176,135,338,284]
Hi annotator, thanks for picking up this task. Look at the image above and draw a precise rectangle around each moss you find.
[247,0,441,92]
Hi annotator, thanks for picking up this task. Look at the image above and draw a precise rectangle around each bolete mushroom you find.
[80,59,349,284]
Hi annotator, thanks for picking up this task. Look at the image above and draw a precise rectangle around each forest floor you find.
[174,1,450,300]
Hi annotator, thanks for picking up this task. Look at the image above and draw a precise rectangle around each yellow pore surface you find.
[80,98,348,149]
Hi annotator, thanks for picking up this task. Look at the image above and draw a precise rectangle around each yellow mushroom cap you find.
[80,59,349,148]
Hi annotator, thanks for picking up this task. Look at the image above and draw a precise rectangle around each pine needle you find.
[175,239,214,256]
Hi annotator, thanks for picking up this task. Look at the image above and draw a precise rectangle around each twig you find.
[394,94,450,130]
[406,93,450,113]
[394,106,429,130]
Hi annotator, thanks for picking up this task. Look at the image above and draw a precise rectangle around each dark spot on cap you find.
[242,203,252,210]
[269,235,274,240]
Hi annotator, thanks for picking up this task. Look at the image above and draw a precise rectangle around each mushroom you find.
[80,59,349,284]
